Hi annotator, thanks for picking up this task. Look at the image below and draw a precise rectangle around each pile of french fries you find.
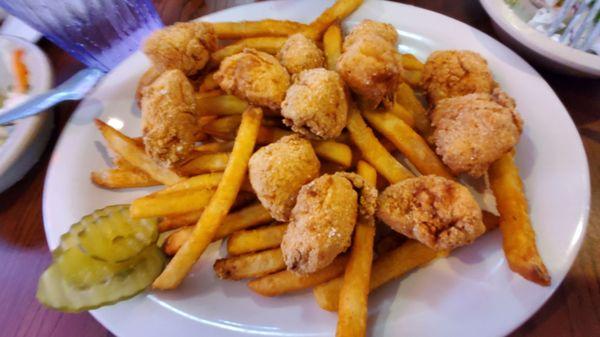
[92,0,550,335]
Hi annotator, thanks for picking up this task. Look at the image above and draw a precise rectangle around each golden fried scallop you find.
[377,175,485,251]
[277,33,325,74]
[141,69,198,167]
[422,50,495,104]
[281,172,377,274]
[337,20,402,108]
[431,89,523,177]
[214,48,291,110]
[281,68,348,139]
[248,135,320,222]
[143,22,217,76]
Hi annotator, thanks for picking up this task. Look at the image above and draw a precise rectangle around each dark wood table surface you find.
[0,1,597,336]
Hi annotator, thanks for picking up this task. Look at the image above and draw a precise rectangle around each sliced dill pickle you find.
[77,205,158,262]
[37,246,165,313]
[55,247,137,289]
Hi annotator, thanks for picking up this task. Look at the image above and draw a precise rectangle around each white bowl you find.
[480,0,600,77]
[0,35,53,193]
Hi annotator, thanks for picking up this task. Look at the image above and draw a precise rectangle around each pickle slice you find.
[55,247,137,289]
[77,205,158,262]
[37,246,165,313]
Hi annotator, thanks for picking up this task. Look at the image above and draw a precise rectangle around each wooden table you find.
[0,1,597,336]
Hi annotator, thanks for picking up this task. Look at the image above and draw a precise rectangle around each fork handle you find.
[0,68,105,125]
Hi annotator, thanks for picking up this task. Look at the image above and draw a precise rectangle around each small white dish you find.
[480,0,600,77]
[42,1,590,336]
[0,35,53,193]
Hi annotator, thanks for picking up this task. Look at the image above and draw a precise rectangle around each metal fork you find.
[546,0,600,51]
[0,67,105,125]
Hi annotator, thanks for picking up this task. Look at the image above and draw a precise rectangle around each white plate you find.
[42,1,590,336]
[480,0,600,78]
[0,35,52,193]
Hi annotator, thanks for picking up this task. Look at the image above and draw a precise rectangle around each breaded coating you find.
[141,69,198,167]
[377,175,485,251]
[281,68,348,139]
[214,49,291,110]
[143,22,217,76]
[248,135,320,221]
[277,33,325,74]
[422,50,495,104]
[432,89,523,177]
[281,173,377,274]
[135,66,161,107]
[337,20,402,108]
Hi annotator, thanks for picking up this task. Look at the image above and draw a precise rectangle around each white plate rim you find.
[41,1,591,336]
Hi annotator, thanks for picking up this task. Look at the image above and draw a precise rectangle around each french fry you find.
[213,20,308,39]
[323,23,342,70]
[401,53,424,70]
[163,203,273,255]
[302,0,364,40]
[387,101,415,127]
[362,110,454,179]
[489,151,550,286]
[158,210,203,233]
[12,49,28,93]
[248,255,349,297]
[198,72,220,92]
[335,160,377,337]
[90,168,160,189]
[375,234,404,255]
[336,224,374,337]
[257,127,291,144]
[313,141,352,167]
[201,115,242,139]
[153,107,263,290]
[227,224,288,256]
[158,172,223,195]
[196,95,248,116]
[179,153,230,175]
[194,141,235,154]
[130,188,214,218]
[95,119,182,185]
[402,70,422,88]
[395,83,432,137]
[211,37,287,63]
[356,160,377,186]
[346,107,413,183]
[214,248,285,280]
[313,213,500,311]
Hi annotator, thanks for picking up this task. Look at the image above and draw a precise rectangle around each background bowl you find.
[479,0,600,78]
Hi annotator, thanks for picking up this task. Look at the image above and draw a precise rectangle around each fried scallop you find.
[281,68,347,140]
[337,19,402,108]
[277,33,325,74]
[377,175,485,251]
[422,50,495,104]
[143,22,217,76]
[431,89,523,177]
[141,69,198,167]
[248,135,320,222]
[214,48,291,110]
[281,172,377,274]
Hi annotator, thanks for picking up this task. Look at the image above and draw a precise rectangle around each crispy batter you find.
[135,67,161,107]
[248,135,320,221]
[377,175,485,251]
[141,69,198,166]
[337,20,402,108]
[277,33,325,74]
[281,173,377,274]
[281,68,348,139]
[214,48,290,110]
[432,89,523,177]
[143,22,217,76]
[422,50,495,104]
